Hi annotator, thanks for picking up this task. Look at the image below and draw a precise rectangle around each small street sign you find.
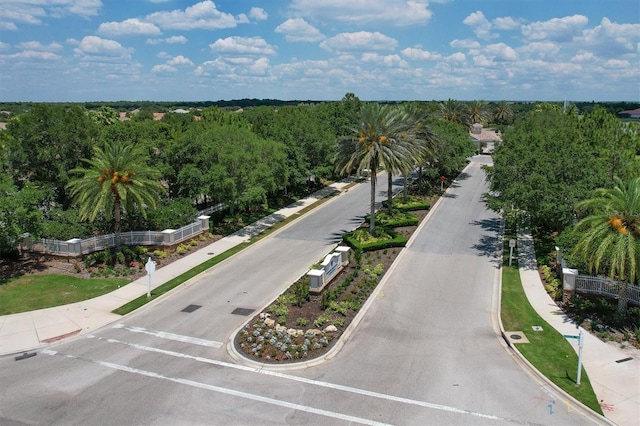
[563,334,579,339]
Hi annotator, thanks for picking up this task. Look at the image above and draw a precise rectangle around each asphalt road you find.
[0,158,598,425]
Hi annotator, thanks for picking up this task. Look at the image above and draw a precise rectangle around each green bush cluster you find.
[539,265,562,300]
[342,227,407,251]
[382,195,430,211]
[366,210,419,227]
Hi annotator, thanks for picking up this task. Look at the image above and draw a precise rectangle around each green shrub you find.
[292,279,310,307]
[296,317,309,327]
[320,289,336,310]
[153,249,168,259]
[269,303,289,317]
[342,227,407,251]
[176,243,190,255]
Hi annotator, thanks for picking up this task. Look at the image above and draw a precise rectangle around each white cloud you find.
[0,0,102,28]
[518,41,560,59]
[578,18,640,58]
[151,64,176,73]
[492,16,523,31]
[401,47,441,61]
[146,35,188,45]
[167,55,193,66]
[484,43,518,61]
[73,35,132,59]
[16,41,63,51]
[166,35,187,44]
[249,7,268,21]
[522,14,588,42]
[98,18,161,36]
[463,11,497,40]
[5,50,61,60]
[603,59,630,69]
[289,0,433,27]
[450,39,481,50]
[473,55,494,67]
[320,32,397,52]
[209,37,276,56]
[571,50,596,63]
[445,52,466,64]
[361,53,408,68]
[275,18,324,42]
[146,0,238,30]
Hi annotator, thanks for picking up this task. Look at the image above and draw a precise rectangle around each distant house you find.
[618,108,640,119]
[469,123,501,154]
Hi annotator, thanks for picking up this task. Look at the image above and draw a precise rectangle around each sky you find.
[1,0,639,102]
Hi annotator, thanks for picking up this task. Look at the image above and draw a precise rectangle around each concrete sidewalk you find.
[516,230,639,426]
[0,179,354,357]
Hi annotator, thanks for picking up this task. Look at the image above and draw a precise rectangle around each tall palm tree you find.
[438,99,468,128]
[467,100,491,126]
[67,141,164,251]
[572,176,640,316]
[334,103,421,234]
[493,101,514,125]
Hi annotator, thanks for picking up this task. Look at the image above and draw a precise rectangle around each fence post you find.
[198,215,210,232]
[562,268,579,303]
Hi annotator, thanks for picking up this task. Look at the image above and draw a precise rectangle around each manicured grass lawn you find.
[501,265,603,415]
[0,274,129,315]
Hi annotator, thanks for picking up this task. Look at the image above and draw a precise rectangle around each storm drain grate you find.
[231,307,255,316]
[616,357,633,363]
[181,304,202,313]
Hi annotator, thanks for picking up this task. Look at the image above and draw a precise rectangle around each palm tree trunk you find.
[370,165,377,234]
[617,282,629,318]
[403,173,408,202]
[387,170,393,214]
[114,195,122,252]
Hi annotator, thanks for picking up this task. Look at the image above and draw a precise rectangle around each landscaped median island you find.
[233,195,433,363]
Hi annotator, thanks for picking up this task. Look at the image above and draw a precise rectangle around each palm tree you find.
[67,141,164,251]
[334,103,422,234]
[467,100,491,126]
[572,177,640,317]
[438,99,468,128]
[493,101,514,125]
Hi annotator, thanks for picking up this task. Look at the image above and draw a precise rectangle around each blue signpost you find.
[563,329,584,385]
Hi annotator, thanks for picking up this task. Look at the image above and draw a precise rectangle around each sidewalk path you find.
[517,229,639,426]
[0,179,354,357]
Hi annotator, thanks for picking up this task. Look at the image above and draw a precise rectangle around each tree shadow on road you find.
[470,217,502,267]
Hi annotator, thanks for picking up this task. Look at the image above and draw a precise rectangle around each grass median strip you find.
[112,242,251,316]
[501,265,603,415]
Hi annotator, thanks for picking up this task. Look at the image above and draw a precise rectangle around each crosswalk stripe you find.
[112,323,223,348]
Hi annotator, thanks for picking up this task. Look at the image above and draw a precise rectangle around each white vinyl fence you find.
[575,275,640,306]
[23,216,210,257]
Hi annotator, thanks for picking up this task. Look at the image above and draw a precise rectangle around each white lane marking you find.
[86,336,528,424]
[112,323,222,348]
[41,349,389,426]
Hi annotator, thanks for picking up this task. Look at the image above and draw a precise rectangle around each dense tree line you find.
[0,96,518,256]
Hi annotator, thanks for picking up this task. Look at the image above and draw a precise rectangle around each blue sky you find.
[1,0,639,102]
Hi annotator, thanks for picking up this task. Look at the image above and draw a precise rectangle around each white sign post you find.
[509,239,516,266]
[145,257,156,298]
[563,328,585,385]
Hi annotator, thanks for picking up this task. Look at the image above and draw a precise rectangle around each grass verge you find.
[0,275,130,315]
[501,264,603,414]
